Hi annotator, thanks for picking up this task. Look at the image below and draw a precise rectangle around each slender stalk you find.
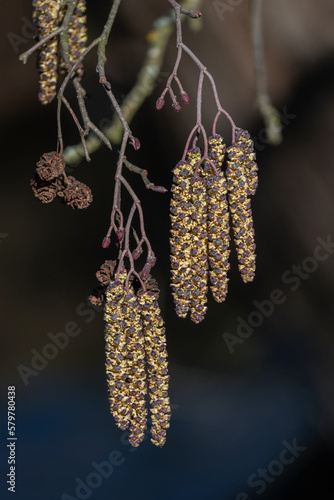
[19,27,63,64]
[251,0,282,145]
[63,0,204,165]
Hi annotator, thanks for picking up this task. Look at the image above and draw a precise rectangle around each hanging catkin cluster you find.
[170,129,257,323]
[104,271,171,448]
[32,0,87,104]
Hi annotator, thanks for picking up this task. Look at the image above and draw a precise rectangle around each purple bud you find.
[133,137,140,150]
[151,185,168,193]
[172,101,182,112]
[180,91,189,104]
[147,255,157,267]
[156,98,165,110]
[102,236,110,248]
[116,229,124,242]
[141,262,152,279]
[132,248,142,260]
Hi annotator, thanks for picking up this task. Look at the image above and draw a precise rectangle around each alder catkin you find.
[33,0,62,104]
[170,161,194,318]
[188,176,208,324]
[169,130,258,314]
[205,172,230,302]
[103,269,170,447]
[226,146,256,283]
[124,293,148,447]
[200,135,225,177]
[138,290,171,448]
[104,274,130,431]
[186,146,201,168]
[59,0,87,79]
[234,128,258,196]
[207,134,226,171]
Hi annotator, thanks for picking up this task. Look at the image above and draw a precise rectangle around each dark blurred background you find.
[2,1,334,499]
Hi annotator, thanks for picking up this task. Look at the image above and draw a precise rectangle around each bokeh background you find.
[2,1,334,499]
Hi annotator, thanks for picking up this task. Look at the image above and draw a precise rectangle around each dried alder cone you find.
[90,264,171,447]
[170,129,258,323]
[32,0,87,104]
[31,151,93,209]
[62,176,93,209]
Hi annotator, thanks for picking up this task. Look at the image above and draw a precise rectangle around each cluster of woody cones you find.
[30,151,93,209]
[170,128,258,323]
[32,0,87,104]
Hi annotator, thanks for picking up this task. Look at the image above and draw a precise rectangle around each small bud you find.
[116,229,124,242]
[151,185,168,193]
[102,236,111,248]
[180,91,189,105]
[172,101,182,112]
[156,98,165,110]
[133,137,141,150]
[141,262,152,279]
[147,255,157,267]
[132,248,142,260]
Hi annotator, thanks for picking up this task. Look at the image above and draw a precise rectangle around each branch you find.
[57,3,122,158]
[19,27,63,64]
[168,0,202,18]
[159,1,236,144]
[63,0,205,166]
[123,159,168,193]
[251,0,282,145]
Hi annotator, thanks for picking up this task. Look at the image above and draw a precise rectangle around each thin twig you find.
[251,0,282,145]
[168,0,202,18]
[160,2,236,145]
[19,27,63,64]
[63,0,204,166]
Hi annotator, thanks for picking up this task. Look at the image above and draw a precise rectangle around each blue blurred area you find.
[1,355,330,500]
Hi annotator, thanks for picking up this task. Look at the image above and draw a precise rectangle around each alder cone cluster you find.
[31,151,92,209]
[170,129,258,323]
[30,151,65,204]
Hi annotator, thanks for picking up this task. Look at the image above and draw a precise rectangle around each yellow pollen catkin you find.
[205,172,230,302]
[234,128,258,196]
[59,0,87,79]
[170,160,194,318]
[138,291,171,447]
[104,272,131,431]
[33,0,62,104]
[188,175,208,323]
[124,292,147,447]
[226,146,256,283]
